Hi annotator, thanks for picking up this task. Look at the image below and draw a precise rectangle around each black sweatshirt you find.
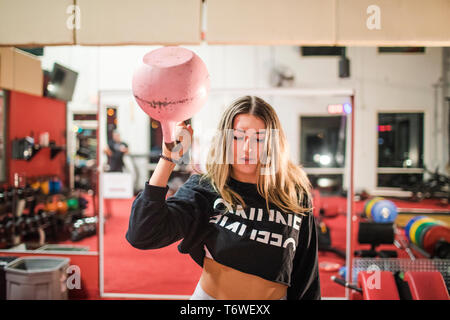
[126,174,321,300]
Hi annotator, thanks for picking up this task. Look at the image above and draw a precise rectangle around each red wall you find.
[7,90,67,186]
[2,92,99,299]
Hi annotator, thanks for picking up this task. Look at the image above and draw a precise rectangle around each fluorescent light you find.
[319,154,332,166]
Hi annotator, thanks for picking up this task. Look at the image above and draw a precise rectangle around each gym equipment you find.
[433,240,450,259]
[363,197,384,219]
[331,275,362,294]
[30,181,40,191]
[332,258,450,300]
[358,271,400,300]
[394,228,416,260]
[77,196,88,210]
[402,166,450,203]
[0,177,91,249]
[415,222,434,248]
[45,199,57,213]
[49,178,62,194]
[404,216,450,258]
[332,271,404,300]
[355,222,397,258]
[409,217,436,244]
[422,225,450,255]
[11,137,36,161]
[67,198,79,210]
[132,46,210,147]
[71,217,97,242]
[358,222,395,244]
[363,197,397,223]
[404,215,427,242]
[40,180,49,195]
[56,199,68,214]
[338,266,346,278]
[404,271,449,300]
[370,199,398,223]
[315,208,346,259]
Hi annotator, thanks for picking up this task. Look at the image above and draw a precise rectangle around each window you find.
[300,116,347,168]
[377,112,424,188]
[378,47,425,54]
[300,46,346,57]
[300,116,347,194]
[308,174,344,195]
[378,113,424,168]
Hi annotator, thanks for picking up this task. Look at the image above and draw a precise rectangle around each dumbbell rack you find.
[0,185,87,250]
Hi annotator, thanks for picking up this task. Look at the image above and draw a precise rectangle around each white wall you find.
[40,45,445,193]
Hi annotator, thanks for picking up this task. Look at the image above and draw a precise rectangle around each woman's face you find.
[230,113,266,181]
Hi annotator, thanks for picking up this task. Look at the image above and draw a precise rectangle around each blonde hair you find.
[197,96,312,216]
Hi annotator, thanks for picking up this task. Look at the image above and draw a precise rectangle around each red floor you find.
[103,200,202,296]
[60,194,448,299]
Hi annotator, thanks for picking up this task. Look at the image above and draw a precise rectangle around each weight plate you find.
[423,225,450,255]
[415,221,441,248]
[410,217,435,245]
[365,197,384,219]
[405,215,428,243]
[371,200,398,223]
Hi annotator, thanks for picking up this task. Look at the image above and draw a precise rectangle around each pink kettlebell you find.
[132,46,210,149]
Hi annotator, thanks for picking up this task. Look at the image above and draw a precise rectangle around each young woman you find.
[126,96,320,300]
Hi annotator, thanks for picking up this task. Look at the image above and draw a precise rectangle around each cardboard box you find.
[0,47,43,96]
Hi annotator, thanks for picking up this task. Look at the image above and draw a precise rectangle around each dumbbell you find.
[15,216,27,236]
[40,180,50,195]
[49,178,62,194]
[67,198,79,210]
[71,217,97,241]
[37,209,49,225]
[24,214,40,234]
[45,199,57,212]
[4,217,14,238]
[56,199,68,214]
[78,197,88,210]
